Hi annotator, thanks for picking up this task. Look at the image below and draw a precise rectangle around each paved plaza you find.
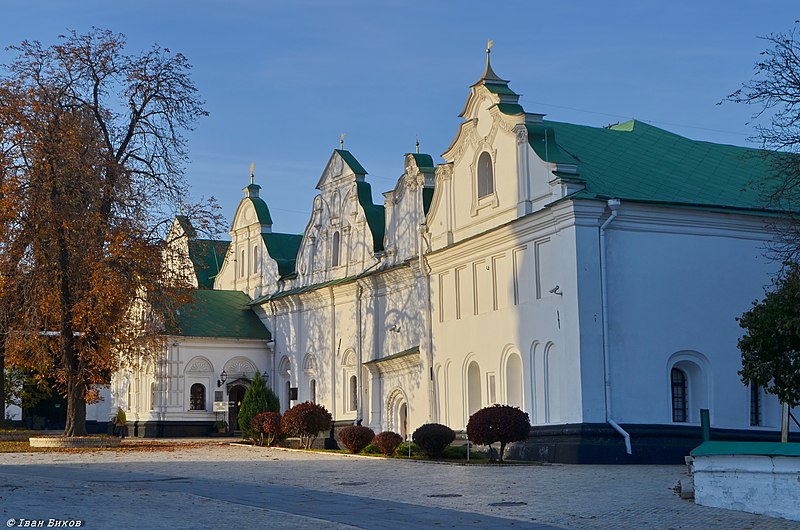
[0,440,798,529]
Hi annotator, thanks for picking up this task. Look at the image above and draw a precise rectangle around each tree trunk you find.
[58,232,87,437]
[0,349,5,426]
[64,375,88,437]
[499,441,506,463]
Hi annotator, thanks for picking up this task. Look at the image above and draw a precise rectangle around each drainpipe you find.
[600,198,631,455]
[419,223,435,423]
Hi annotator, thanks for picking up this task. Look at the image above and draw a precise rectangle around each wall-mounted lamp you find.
[217,370,227,388]
[549,285,563,296]
[262,371,269,383]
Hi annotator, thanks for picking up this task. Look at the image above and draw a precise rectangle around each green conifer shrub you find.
[338,425,375,453]
[237,372,279,440]
[411,423,455,459]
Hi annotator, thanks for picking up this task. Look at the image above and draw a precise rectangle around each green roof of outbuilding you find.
[168,289,270,339]
[187,239,229,289]
[335,149,367,175]
[691,441,800,457]
[531,119,781,211]
[356,180,385,252]
[262,233,303,278]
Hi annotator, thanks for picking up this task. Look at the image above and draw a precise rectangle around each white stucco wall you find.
[693,453,800,521]
[600,204,783,429]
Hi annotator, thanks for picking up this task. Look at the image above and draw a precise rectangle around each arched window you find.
[671,368,687,422]
[349,375,357,411]
[750,383,761,426]
[253,244,260,273]
[506,353,523,408]
[331,231,340,267]
[240,248,246,277]
[467,361,482,417]
[310,379,317,403]
[477,152,494,198]
[190,383,206,411]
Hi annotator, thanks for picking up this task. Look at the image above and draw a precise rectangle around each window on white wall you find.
[190,383,206,411]
[253,244,259,274]
[150,382,156,411]
[240,248,246,277]
[310,379,317,403]
[671,368,687,422]
[331,231,340,267]
[477,151,494,198]
[349,375,357,412]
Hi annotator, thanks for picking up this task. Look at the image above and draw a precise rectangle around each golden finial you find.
[249,163,255,185]
[415,135,420,154]
[487,39,494,54]
[340,133,345,150]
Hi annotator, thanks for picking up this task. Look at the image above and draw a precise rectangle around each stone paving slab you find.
[1,442,798,529]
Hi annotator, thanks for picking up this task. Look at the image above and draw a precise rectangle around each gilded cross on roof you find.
[249,163,255,185]
[487,39,494,54]
[340,133,345,150]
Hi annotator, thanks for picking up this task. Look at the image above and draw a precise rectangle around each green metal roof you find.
[691,441,800,457]
[411,153,436,173]
[168,289,270,340]
[187,239,229,289]
[363,346,420,365]
[495,102,525,116]
[334,149,367,175]
[530,119,782,211]
[484,83,518,97]
[356,180,385,252]
[262,233,303,278]
[249,196,273,225]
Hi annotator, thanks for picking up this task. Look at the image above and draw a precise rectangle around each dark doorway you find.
[229,385,247,432]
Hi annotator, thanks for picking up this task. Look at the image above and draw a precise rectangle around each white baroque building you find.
[108,52,798,463]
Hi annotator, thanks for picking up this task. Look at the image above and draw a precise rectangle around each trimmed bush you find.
[280,401,332,449]
[238,372,280,441]
[466,404,531,462]
[338,425,375,454]
[251,412,282,447]
[412,423,455,459]
[373,431,403,456]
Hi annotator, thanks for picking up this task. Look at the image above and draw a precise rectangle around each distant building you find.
[106,52,798,462]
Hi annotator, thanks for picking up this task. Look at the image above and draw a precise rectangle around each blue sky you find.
[1,1,795,235]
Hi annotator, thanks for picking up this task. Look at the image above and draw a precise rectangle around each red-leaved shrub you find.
[279,401,332,449]
[466,404,530,462]
[338,425,375,454]
[373,431,403,456]
[251,412,282,447]
[412,423,455,459]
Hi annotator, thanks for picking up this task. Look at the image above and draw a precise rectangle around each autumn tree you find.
[0,29,208,436]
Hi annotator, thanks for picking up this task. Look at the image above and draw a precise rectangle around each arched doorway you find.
[228,385,247,432]
[399,403,408,439]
